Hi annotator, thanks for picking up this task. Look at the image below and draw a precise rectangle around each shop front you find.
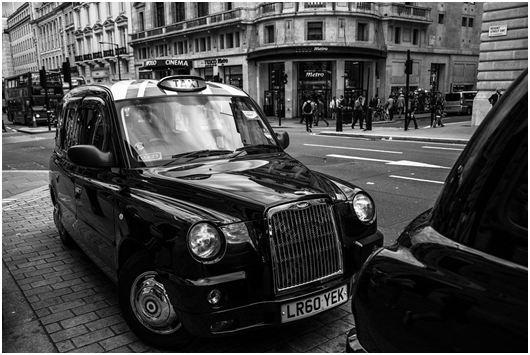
[138,59,191,79]
[193,57,244,88]
[297,61,332,118]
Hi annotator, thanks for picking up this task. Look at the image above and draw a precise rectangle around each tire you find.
[466,107,472,115]
[118,254,194,349]
[53,200,75,247]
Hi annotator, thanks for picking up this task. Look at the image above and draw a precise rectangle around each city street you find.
[2,116,474,352]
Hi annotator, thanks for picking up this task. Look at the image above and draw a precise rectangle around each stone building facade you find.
[473,2,528,125]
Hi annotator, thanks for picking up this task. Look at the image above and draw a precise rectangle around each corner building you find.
[127,2,483,119]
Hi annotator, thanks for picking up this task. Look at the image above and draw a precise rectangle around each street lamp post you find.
[99,41,121,81]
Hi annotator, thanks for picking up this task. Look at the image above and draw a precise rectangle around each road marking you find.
[390,175,445,184]
[304,143,402,154]
[2,170,49,173]
[327,154,450,169]
[422,146,464,151]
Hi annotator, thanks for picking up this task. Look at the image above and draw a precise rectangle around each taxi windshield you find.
[117,95,277,167]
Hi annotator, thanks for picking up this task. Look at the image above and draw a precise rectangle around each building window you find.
[172,2,185,23]
[155,2,165,27]
[197,3,208,17]
[219,34,225,49]
[394,27,401,44]
[200,38,206,52]
[226,2,233,11]
[462,17,467,27]
[357,23,367,41]
[227,33,234,48]
[95,3,100,20]
[234,31,240,47]
[139,12,145,32]
[265,25,275,44]
[438,13,445,24]
[307,21,323,40]
[413,29,419,45]
[468,18,474,27]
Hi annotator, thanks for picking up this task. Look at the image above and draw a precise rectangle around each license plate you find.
[280,285,348,323]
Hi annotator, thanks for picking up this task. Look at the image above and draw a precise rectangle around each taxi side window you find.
[78,99,110,152]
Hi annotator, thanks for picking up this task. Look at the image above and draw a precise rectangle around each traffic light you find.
[271,70,278,86]
[282,71,288,84]
[62,60,71,83]
[39,67,47,88]
[405,59,413,75]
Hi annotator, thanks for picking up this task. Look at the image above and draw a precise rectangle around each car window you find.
[445,93,460,101]
[77,98,110,152]
[431,77,528,264]
[116,95,277,167]
[463,93,476,100]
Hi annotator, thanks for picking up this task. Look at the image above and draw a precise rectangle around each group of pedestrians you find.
[300,95,329,133]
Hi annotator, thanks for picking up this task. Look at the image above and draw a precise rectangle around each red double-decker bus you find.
[4,71,64,125]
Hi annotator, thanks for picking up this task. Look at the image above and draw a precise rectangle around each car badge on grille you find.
[295,201,310,209]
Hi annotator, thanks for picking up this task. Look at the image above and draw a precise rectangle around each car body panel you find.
[350,69,528,353]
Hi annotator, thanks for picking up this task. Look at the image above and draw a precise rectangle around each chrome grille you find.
[268,199,343,292]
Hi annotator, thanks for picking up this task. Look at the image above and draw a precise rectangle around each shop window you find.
[357,23,367,41]
[394,27,401,44]
[438,13,445,24]
[265,25,275,44]
[307,22,323,40]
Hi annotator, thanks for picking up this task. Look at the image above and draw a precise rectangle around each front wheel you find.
[118,254,194,349]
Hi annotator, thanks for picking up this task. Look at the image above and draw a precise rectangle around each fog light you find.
[207,289,223,307]
[210,319,235,333]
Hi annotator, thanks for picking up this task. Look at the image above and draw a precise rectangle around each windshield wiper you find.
[162,149,234,166]
[235,144,281,152]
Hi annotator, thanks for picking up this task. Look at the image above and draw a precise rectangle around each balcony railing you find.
[103,49,114,57]
[74,55,83,62]
[130,8,245,42]
[390,4,431,21]
[92,51,103,59]
[357,2,372,11]
[304,2,326,9]
[117,47,127,55]
[83,54,92,60]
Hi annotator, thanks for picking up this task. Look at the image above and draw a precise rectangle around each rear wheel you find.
[118,254,194,349]
[466,107,472,115]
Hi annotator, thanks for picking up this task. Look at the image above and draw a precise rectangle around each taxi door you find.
[73,96,120,281]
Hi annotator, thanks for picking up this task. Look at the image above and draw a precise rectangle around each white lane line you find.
[390,175,445,184]
[2,170,49,173]
[327,154,450,169]
[304,143,402,154]
[422,146,464,151]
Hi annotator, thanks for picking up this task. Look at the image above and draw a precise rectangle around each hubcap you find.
[130,271,180,335]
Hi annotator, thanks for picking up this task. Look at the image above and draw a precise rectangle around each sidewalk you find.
[267,113,477,145]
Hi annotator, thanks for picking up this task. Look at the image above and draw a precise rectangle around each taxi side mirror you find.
[276,131,290,149]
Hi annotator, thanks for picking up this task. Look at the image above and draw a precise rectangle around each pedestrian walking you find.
[433,93,445,128]
[405,92,419,130]
[314,97,329,127]
[329,96,337,120]
[396,93,405,118]
[385,95,395,121]
[488,87,502,107]
[301,97,314,132]
[337,95,345,123]
[351,95,364,129]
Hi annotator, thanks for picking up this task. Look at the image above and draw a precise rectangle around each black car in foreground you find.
[48,76,383,349]
[348,68,528,353]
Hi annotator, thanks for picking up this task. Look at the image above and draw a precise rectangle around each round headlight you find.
[188,223,223,260]
[35,114,40,118]
[352,193,375,223]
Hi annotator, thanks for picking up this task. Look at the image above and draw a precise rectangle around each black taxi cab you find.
[49,76,383,348]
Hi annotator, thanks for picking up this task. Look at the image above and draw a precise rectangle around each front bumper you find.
[162,276,351,338]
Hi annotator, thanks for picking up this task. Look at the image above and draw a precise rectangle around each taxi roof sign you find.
[157,75,207,92]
